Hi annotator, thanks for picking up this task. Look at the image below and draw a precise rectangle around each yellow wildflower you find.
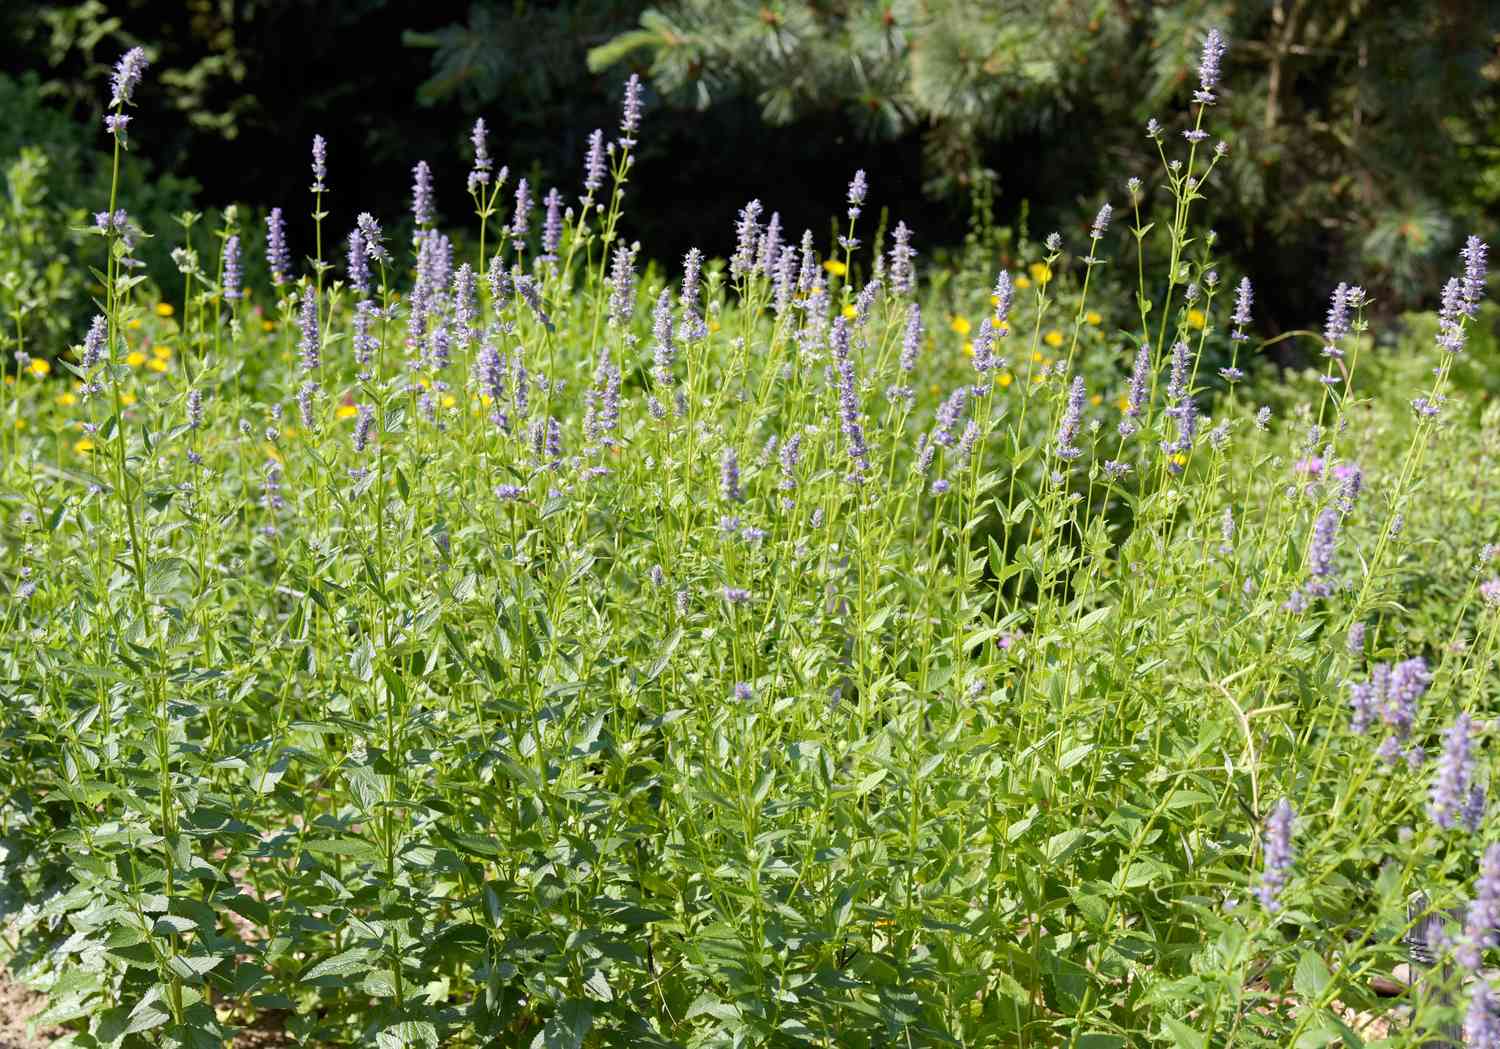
[120,392,137,406]
[994,321,1009,335]
[1044,330,1064,348]
[264,443,282,463]
[13,418,25,430]
[146,357,168,373]
[262,320,275,332]
[28,358,51,377]
[928,383,942,396]
[823,259,847,277]
[1085,310,1102,326]
[709,319,721,333]
[479,394,493,407]
[1090,394,1103,407]
[950,316,972,335]
[999,372,1013,388]
[963,341,975,358]
[335,404,360,421]
[842,304,857,319]
[1032,351,1044,363]
[155,302,175,317]
[152,345,172,360]
[126,318,142,330]
[74,438,95,454]
[1014,275,1032,289]
[1171,452,1188,468]
[1187,308,1207,330]
[441,395,457,409]
[1029,262,1052,285]
[56,392,78,407]
[1117,395,1131,411]
[126,351,147,367]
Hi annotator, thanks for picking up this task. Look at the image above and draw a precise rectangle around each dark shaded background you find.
[1,0,1496,353]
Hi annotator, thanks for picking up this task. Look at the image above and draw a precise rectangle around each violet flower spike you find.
[619,73,644,147]
[582,129,606,200]
[1429,714,1477,831]
[1256,798,1295,913]
[266,208,291,287]
[1194,29,1228,105]
[412,161,435,227]
[110,47,149,108]
[310,134,328,194]
[221,235,242,301]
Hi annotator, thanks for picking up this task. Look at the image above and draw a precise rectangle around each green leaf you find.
[1294,949,1332,1000]
[304,948,376,982]
[531,999,593,1049]
[1161,1016,1205,1049]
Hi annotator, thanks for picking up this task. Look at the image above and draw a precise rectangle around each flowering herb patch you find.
[0,33,1496,1049]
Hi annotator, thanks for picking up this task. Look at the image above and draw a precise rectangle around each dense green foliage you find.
[2,24,1500,1049]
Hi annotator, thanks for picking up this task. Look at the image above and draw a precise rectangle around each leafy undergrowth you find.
[0,34,1497,1049]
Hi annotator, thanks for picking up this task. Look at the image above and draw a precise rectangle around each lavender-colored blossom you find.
[1333,463,1363,513]
[582,129,606,199]
[220,235,242,300]
[310,134,327,193]
[351,403,374,453]
[1166,340,1191,404]
[298,291,319,372]
[514,275,552,331]
[469,118,492,191]
[453,264,478,341]
[679,248,707,343]
[1056,376,1086,460]
[900,303,922,373]
[607,242,638,326]
[297,380,318,430]
[352,300,377,371]
[1103,460,1131,480]
[756,211,782,276]
[1194,29,1228,105]
[1323,282,1352,351]
[931,478,951,496]
[104,112,131,139]
[1231,276,1253,339]
[541,188,563,260]
[510,178,531,240]
[992,270,1014,325]
[261,460,285,512]
[1146,117,1163,140]
[347,227,370,297]
[651,288,675,386]
[619,73,644,147]
[847,169,868,221]
[495,484,525,502]
[266,208,292,286]
[1118,345,1150,438]
[410,160,436,227]
[1257,798,1295,913]
[1305,508,1340,596]
[1090,203,1113,240]
[1219,506,1235,554]
[1466,982,1500,1049]
[1460,844,1500,972]
[110,47,149,108]
[889,221,917,294]
[722,586,750,606]
[81,314,107,369]
[731,200,763,279]
[832,318,870,480]
[1430,714,1477,831]
[933,387,967,448]
[355,213,388,264]
[779,434,801,491]
[1481,578,1500,608]
[721,447,742,502]
[1347,621,1366,658]
[1461,236,1489,319]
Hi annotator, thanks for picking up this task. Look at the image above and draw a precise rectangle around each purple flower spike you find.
[266,208,292,286]
[221,235,242,301]
[1056,376,1086,461]
[1466,982,1500,1049]
[110,47,149,108]
[310,134,328,194]
[1459,844,1500,972]
[469,118,493,192]
[1429,714,1477,831]
[619,73,644,147]
[412,161,435,227]
[1257,798,1295,913]
[582,129,606,200]
[1194,29,1228,105]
